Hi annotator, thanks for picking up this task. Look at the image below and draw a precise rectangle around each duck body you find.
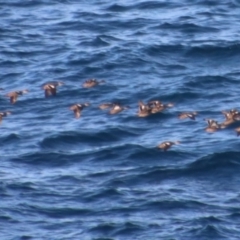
[99,103,114,110]
[82,79,105,88]
[205,127,219,133]
[147,100,163,113]
[0,111,11,123]
[137,101,151,117]
[42,81,64,98]
[221,109,240,126]
[178,112,197,120]
[222,119,235,126]
[157,141,180,151]
[109,103,129,114]
[148,100,174,113]
[6,89,29,104]
[204,119,225,132]
[69,103,90,118]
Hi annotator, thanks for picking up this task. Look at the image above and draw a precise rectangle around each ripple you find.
[2,0,240,239]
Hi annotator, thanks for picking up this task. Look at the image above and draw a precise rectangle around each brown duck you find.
[82,79,105,88]
[221,109,240,126]
[6,90,29,104]
[229,109,240,120]
[138,101,151,117]
[221,111,236,126]
[178,112,197,120]
[109,103,129,114]
[148,100,174,113]
[99,103,114,110]
[0,111,11,123]
[69,103,90,118]
[230,109,239,115]
[204,118,225,132]
[157,141,180,151]
[42,81,64,97]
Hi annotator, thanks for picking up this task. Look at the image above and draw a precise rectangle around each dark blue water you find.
[1,0,240,239]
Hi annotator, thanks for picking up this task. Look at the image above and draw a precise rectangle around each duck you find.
[0,111,11,123]
[148,100,161,107]
[148,100,174,113]
[148,100,163,113]
[230,109,240,120]
[157,141,180,151]
[42,81,64,97]
[82,79,105,88]
[0,88,3,90]
[222,110,234,120]
[226,109,240,120]
[221,109,240,126]
[230,109,239,115]
[204,118,225,132]
[6,89,29,104]
[137,101,151,117]
[109,103,129,114]
[99,103,114,110]
[221,111,236,126]
[178,112,197,120]
[235,127,240,136]
[69,103,90,118]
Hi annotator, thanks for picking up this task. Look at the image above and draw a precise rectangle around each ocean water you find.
[1,0,240,239]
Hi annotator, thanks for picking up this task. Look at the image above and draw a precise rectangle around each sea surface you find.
[1,0,240,239]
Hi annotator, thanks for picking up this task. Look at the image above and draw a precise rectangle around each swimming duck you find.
[148,100,163,113]
[178,112,197,120]
[0,111,11,123]
[147,100,162,107]
[222,111,234,120]
[221,111,236,126]
[82,79,105,88]
[221,109,240,126]
[148,100,174,113]
[157,141,180,151]
[224,109,240,118]
[109,103,129,114]
[230,109,240,120]
[99,103,114,110]
[137,101,151,117]
[235,127,240,136]
[230,109,239,115]
[6,89,29,104]
[69,103,90,118]
[42,81,64,97]
[204,118,225,132]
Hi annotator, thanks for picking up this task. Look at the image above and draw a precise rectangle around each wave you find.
[104,151,240,186]
[40,128,139,148]
[83,188,123,202]
[188,151,240,172]
[158,22,219,33]
[185,43,240,58]
[0,0,46,7]
[142,199,208,211]
[0,133,20,144]
[26,204,93,218]
[186,224,225,239]
[80,36,110,48]
[10,152,82,166]
[106,1,178,12]
[144,44,185,57]
[2,0,240,239]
